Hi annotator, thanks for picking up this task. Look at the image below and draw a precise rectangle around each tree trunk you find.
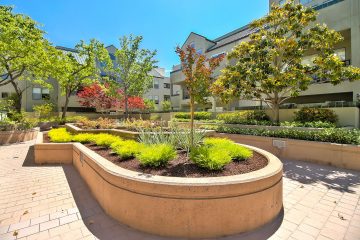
[124,87,129,119]
[10,81,22,113]
[62,92,70,119]
[190,96,195,148]
[273,102,280,125]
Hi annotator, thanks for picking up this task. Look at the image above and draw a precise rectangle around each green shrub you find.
[294,108,338,124]
[72,133,96,143]
[216,126,360,145]
[111,140,141,160]
[94,134,121,147]
[33,103,54,120]
[48,128,72,143]
[190,145,232,170]
[174,112,212,120]
[216,110,271,125]
[281,121,336,128]
[137,144,176,167]
[204,138,253,160]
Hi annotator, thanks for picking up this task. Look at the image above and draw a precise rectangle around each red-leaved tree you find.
[77,83,121,113]
[120,96,146,112]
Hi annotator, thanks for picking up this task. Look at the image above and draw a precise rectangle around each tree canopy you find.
[0,6,58,111]
[106,35,157,115]
[55,39,112,118]
[212,0,360,123]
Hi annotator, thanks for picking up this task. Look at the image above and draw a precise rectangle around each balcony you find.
[170,68,185,85]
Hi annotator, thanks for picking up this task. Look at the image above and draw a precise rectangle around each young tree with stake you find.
[176,45,223,147]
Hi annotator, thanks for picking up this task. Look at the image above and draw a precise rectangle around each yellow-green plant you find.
[190,145,232,170]
[137,144,176,167]
[204,138,253,161]
[111,140,142,160]
[48,128,72,143]
[72,133,96,143]
[94,134,121,147]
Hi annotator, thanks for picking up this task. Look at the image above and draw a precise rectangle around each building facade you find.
[170,0,360,111]
[0,45,174,113]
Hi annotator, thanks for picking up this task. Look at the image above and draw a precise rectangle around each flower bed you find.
[34,131,283,238]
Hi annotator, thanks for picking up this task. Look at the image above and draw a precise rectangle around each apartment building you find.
[0,45,173,112]
[170,0,360,111]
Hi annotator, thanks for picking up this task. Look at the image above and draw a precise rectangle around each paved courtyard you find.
[0,141,359,240]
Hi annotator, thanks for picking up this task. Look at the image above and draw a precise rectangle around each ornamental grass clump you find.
[48,128,72,143]
[111,140,142,160]
[72,133,96,143]
[94,134,121,147]
[137,144,176,167]
[203,138,253,161]
[190,145,232,170]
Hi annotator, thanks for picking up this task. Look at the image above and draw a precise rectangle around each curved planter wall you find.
[34,133,283,238]
[0,128,39,145]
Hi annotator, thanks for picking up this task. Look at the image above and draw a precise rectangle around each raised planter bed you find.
[0,128,39,145]
[34,132,283,238]
[65,123,215,140]
[214,133,360,171]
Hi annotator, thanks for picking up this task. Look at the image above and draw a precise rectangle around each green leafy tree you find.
[55,39,112,119]
[0,6,58,112]
[108,35,157,116]
[213,0,360,123]
[176,46,223,146]
[161,100,171,111]
[144,99,156,112]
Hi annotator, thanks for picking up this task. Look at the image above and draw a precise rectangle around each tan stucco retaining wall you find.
[34,132,283,238]
[214,133,360,171]
[0,128,39,145]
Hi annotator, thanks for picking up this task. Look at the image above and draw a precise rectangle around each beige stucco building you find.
[0,46,174,113]
[170,0,360,111]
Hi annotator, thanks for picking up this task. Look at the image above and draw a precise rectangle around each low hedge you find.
[216,110,271,125]
[174,112,212,120]
[216,126,360,145]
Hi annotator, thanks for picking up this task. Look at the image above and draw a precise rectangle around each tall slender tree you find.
[212,0,360,123]
[0,6,58,112]
[107,35,157,117]
[176,46,223,147]
[55,39,112,119]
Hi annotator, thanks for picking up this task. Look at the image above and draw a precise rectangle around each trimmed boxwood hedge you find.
[174,112,212,120]
[216,126,360,145]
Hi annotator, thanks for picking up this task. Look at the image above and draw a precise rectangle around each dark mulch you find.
[44,133,268,178]
[84,143,268,178]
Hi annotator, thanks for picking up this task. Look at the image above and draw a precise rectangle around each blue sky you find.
[2,0,269,75]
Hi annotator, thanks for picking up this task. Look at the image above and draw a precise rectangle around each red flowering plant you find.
[77,82,121,113]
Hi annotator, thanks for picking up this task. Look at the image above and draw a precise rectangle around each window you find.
[32,88,41,100]
[1,92,9,99]
[189,42,195,49]
[164,83,171,89]
[109,53,116,61]
[153,79,159,89]
[148,95,153,100]
[32,88,50,100]
[42,88,50,100]
[196,49,203,54]
[154,95,159,104]
[279,0,285,5]
[164,95,171,101]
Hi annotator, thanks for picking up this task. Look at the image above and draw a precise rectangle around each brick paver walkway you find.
[0,141,359,240]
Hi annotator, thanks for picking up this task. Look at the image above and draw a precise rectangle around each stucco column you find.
[351,0,360,101]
